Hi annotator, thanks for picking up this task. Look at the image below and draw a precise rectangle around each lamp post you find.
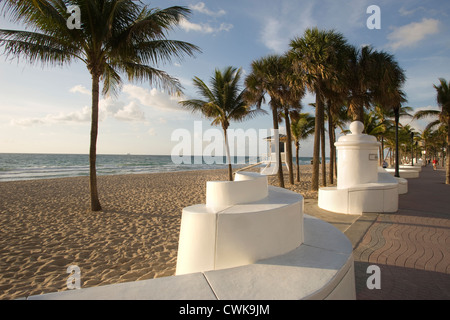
[415,141,418,165]
[410,132,414,166]
[394,107,400,177]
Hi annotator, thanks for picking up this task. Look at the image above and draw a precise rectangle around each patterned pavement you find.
[352,166,450,300]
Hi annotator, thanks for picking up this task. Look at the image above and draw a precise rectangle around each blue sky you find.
[0,0,449,156]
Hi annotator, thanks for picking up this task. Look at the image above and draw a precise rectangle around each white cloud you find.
[11,105,92,126]
[189,2,226,17]
[11,118,45,126]
[405,105,441,132]
[179,17,233,34]
[178,2,232,34]
[11,94,148,127]
[258,1,316,53]
[11,84,187,127]
[261,18,285,53]
[122,84,183,112]
[387,18,440,51]
[53,105,92,122]
[255,0,375,53]
[110,101,146,122]
[399,7,424,16]
[69,84,90,95]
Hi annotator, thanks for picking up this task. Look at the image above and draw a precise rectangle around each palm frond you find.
[413,109,440,120]
[118,61,183,95]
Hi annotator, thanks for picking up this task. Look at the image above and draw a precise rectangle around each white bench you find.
[176,172,304,274]
[385,167,420,179]
[319,170,400,215]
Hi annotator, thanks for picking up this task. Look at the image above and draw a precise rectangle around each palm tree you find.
[290,112,315,182]
[371,51,407,177]
[414,78,450,183]
[289,28,349,191]
[371,105,395,165]
[328,103,351,180]
[245,54,290,188]
[276,56,305,185]
[179,66,263,181]
[0,0,200,211]
[345,45,375,123]
[364,109,387,164]
[398,124,417,164]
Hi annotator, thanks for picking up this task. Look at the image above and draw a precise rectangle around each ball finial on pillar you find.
[349,121,364,135]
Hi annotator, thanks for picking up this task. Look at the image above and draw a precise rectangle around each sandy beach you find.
[0,165,325,300]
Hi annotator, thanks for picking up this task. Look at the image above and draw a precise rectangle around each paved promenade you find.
[305,165,450,300]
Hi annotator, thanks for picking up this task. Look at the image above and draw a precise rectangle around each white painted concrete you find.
[318,174,399,215]
[335,121,380,189]
[176,172,304,275]
[396,178,408,194]
[385,168,420,179]
[319,121,401,214]
[206,172,268,210]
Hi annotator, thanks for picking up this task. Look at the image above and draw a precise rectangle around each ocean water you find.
[0,153,316,182]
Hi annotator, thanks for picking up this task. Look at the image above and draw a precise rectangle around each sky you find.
[0,0,449,157]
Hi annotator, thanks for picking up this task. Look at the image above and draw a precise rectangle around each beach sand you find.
[0,165,324,300]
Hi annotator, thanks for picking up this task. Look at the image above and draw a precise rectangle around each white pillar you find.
[335,121,381,189]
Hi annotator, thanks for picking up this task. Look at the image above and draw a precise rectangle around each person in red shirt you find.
[432,159,437,170]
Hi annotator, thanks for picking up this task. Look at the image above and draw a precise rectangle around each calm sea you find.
[0,153,315,182]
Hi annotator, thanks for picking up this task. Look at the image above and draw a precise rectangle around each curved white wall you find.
[206,172,268,210]
[176,172,304,276]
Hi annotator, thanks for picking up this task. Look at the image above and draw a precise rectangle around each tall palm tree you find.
[345,45,380,123]
[289,28,349,191]
[245,54,290,188]
[179,66,263,181]
[276,56,305,185]
[0,0,200,211]
[371,105,395,165]
[370,51,407,177]
[290,112,315,182]
[414,78,450,183]
[328,103,351,180]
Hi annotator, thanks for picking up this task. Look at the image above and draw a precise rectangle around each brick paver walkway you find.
[353,166,450,299]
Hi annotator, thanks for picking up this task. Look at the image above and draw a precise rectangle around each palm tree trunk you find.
[272,106,284,188]
[327,110,334,184]
[334,126,337,179]
[284,107,294,185]
[321,117,326,186]
[311,85,323,191]
[223,127,233,181]
[90,73,102,212]
[295,142,300,182]
[394,108,400,178]
[353,105,364,123]
[447,119,450,184]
